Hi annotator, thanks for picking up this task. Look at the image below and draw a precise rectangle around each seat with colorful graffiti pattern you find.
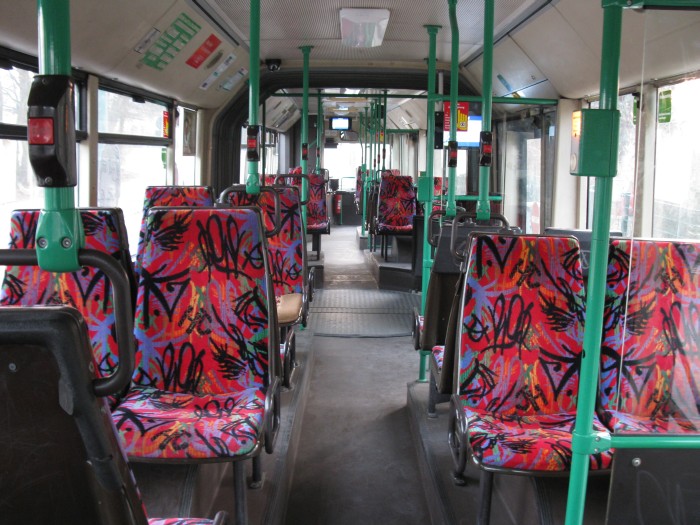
[306,171,330,235]
[219,184,309,387]
[0,306,229,525]
[0,208,137,394]
[111,207,279,523]
[374,173,416,235]
[448,233,613,523]
[136,186,214,266]
[599,238,700,434]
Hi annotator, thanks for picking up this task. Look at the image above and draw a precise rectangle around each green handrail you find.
[446,0,459,218]
[299,45,312,228]
[476,0,495,221]
[35,0,84,272]
[246,0,260,195]
[417,24,441,382]
[565,5,621,525]
[316,89,322,172]
[362,106,369,236]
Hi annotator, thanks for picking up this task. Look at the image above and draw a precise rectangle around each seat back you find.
[133,207,276,394]
[0,306,149,525]
[376,174,416,234]
[220,185,306,298]
[599,238,700,430]
[306,172,329,234]
[544,227,623,279]
[456,234,586,416]
[1,208,135,380]
[137,185,215,264]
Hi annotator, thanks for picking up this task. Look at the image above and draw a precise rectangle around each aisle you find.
[285,226,429,524]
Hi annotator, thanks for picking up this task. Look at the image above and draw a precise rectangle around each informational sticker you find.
[199,53,237,90]
[219,67,248,92]
[162,110,170,138]
[658,89,672,124]
[444,102,469,132]
[140,13,201,71]
[186,34,222,69]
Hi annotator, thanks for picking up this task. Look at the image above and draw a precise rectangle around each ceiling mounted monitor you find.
[339,8,390,48]
[329,116,352,131]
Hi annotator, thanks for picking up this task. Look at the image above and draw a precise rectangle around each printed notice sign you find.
[186,34,222,69]
[444,101,469,132]
[140,13,201,71]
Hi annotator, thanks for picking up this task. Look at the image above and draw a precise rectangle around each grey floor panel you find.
[309,288,419,337]
[310,288,420,312]
[310,312,413,337]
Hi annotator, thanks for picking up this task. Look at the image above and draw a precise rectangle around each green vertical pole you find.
[418,25,440,382]
[246,0,261,195]
[382,90,388,171]
[35,0,83,272]
[362,107,369,236]
[316,90,322,172]
[564,5,622,525]
[446,0,459,218]
[477,0,494,221]
[300,46,312,228]
[261,100,266,179]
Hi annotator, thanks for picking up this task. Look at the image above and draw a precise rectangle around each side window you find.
[0,65,44,226]
[96,88,170,254]
[653,78,700,239]
[175,107,197,185]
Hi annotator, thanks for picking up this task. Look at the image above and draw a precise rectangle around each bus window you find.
[96,89,170,254]
[0,65,42,225]
[653,77,700,240]
[175,107,197,185]
[498,112,553,234]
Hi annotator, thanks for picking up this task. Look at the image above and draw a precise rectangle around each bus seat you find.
[0,208,137,392]
[136,186,215,266]
[544,227,623,280]
[354,166,363,212]
[447,234,613,524]
[112,207,279,523]
[219,184,309,387]
[373,173,416,259]
[599,238,700,433]
[418,217,518,417]
[0,306,228,525]
[374,173,416,235]
[306,172,330,235]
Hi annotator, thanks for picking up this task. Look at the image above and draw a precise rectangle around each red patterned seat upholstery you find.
[306,173,330,234]
[448,234,612,523]
[112,207,278,463]
[0,306,228,525]
[136,186,214,267]
[599,239,700,434]
[220,185,308,386]
[0,208,135,388]
[375,174,416,235]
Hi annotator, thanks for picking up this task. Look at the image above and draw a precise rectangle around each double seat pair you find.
[438,231,698,524]
[0,185,288,524]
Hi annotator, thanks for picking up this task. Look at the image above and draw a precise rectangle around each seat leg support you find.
[478,470,494,525]
[233,461,248,525]
[249,455,263,489]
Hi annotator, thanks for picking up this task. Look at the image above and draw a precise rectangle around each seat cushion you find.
[600,410,700,434]
[276,293,303,325]
[463,405,613,472]
[148,518,219,525]
[113,386,265,460]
